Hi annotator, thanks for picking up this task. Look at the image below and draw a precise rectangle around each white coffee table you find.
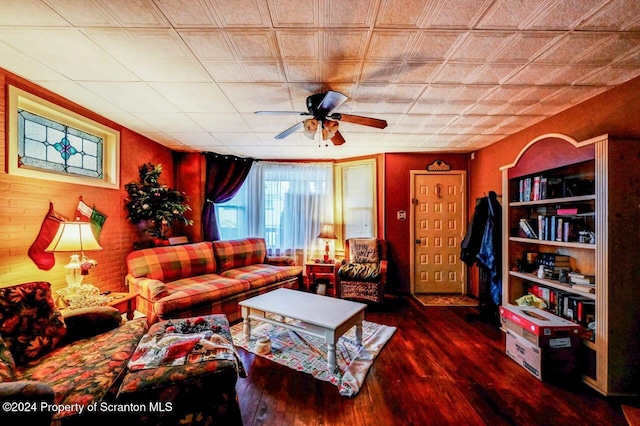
[239,288,367,372]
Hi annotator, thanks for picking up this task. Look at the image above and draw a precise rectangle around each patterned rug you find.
[230,317,396,397]
[413,293,479,307]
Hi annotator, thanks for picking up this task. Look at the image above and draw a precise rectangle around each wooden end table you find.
[107,292,138,320]
[305,261,339,296]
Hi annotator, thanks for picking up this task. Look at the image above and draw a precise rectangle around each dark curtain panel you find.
[202,153,255,241]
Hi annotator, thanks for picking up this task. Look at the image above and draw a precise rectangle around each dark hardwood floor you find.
[234,295,631,426]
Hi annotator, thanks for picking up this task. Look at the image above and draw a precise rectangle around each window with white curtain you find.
[216,161,334,261]
[338,159,376,239]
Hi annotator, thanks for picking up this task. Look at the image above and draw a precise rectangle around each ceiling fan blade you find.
[274,121,304,139]
[255,111,310,116]
[333,113,388,129]
[331,130,346,146]
[318,91,348,113]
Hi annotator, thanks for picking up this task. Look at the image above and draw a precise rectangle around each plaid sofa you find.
[126,238,303,324]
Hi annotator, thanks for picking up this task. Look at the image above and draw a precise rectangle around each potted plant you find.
[124,163,193,246]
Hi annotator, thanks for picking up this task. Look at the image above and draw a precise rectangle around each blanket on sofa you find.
[128,317,244,375]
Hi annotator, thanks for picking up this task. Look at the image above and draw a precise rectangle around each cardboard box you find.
[500,304,581,348]
[505,329,578,382]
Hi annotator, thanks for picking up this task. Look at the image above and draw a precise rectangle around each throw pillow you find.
[0,334,16,382]
[349,238,379,263]
[0,282,67,366]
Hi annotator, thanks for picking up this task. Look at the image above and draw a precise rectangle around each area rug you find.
[414,293,479,307]
[230,317,396,397]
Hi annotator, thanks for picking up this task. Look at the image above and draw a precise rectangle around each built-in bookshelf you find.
[501,133,640,396]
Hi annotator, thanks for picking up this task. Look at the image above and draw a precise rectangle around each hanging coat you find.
[460,191,502,305]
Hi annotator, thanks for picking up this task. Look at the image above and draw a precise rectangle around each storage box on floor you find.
[500,304,581,382]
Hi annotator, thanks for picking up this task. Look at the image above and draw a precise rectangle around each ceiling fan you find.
[255,91,388,146]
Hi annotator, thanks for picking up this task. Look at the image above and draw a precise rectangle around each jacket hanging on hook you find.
[460,191,502,305]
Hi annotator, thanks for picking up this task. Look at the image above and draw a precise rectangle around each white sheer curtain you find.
[215,161,334,262]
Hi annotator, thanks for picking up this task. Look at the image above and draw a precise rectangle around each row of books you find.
[518,216,588,242]
[526,283,595,327]
[517,176,564,202]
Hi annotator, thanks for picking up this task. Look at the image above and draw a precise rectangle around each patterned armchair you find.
[337,238,388,304]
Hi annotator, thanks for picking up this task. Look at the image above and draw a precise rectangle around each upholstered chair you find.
[337,238,388,304]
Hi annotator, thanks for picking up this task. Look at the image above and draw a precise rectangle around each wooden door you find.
[411,171,466,294]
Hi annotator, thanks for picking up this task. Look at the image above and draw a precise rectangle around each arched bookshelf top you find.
[500,133,603,179]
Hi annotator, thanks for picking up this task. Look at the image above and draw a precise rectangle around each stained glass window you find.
[18,108,104,179]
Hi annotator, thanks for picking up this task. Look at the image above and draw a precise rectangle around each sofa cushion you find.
[221,264,302,289]
[17,318,147,420]
[0,335,16,382]
[349,238,379,263]
[126,242,216,282]
[339,262,381,281]
[0,282,67,366]
[154,275,250,318]
[213,238,267,273]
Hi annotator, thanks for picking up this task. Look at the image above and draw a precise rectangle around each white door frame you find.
[409,170,467,295]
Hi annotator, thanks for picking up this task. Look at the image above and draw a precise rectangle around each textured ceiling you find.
[1,0,639,160]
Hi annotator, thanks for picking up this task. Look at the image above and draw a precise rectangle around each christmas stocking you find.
[75,197,107,239]
[28,202,67,270]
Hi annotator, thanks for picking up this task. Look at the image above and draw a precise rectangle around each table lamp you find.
[317,224,337,262]
[45,221,102,288]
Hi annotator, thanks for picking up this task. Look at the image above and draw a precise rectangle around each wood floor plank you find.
[235,296,630,425]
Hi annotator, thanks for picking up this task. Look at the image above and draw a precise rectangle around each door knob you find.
[416,239,421,244]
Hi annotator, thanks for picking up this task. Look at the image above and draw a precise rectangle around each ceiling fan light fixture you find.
[322,120,338,140]
[303,118,318,132]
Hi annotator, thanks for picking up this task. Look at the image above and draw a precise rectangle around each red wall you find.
[0,69,176,292]
[384,153,469,294]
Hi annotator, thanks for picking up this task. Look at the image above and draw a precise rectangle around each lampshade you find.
[46,221,103,253]
[317,224,337,240]
[45,221,102,288]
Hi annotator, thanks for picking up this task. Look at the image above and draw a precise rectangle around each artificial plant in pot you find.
[124,163,193,246]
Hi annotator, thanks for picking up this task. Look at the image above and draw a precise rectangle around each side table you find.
[305,261,339,296]
[108,292,138,320]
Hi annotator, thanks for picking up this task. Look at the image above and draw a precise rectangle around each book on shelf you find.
[568,272,595,279]
[524,177,532,202]
[569,272,595,284]
[557,207,579,215]
[571,283,595,293]
[539,176,547,200]
[519,179,524,202]
[518,219,538,239]
[556,217,563,241]
[537,253,570,267]
[570,277,596,285]
[532,176,541,201]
